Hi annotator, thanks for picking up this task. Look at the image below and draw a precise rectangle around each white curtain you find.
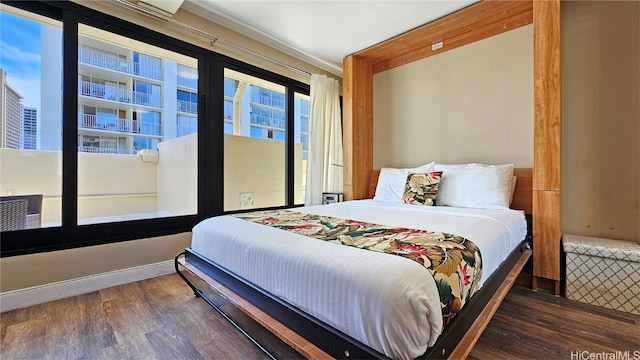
[305,74,343,205]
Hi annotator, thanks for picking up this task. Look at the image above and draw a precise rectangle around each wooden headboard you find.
[368,168,533,214]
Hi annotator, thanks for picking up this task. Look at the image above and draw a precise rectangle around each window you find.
[133,137,159,151]
[1,0,309,257]
[0,7,63,230]
[177,89,197,114]
[77,23,197,225]
[133,110,162,136]
[223,77,237,135]
[177,115,197,137]
[133,80,162,108]
[132,52,162,80]
[223,68,289,211]
[295,93,310,204]
[177,64,197,89]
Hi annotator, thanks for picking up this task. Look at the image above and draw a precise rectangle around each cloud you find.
[0,13,42,80]
[0,42,41,66]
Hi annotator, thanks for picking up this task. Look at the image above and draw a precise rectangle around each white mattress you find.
[190,200,527,359]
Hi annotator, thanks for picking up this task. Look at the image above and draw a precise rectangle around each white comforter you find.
[190,200,527,359]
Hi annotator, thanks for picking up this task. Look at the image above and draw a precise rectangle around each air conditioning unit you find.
[136,0,184,16]
[138,149,159,163]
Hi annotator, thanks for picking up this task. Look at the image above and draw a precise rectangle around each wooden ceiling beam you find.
[352,0,533,74]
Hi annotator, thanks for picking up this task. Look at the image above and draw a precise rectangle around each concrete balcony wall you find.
[156,134,197,216]
[156,133,305,214]
[0,149,158,224]
[2,137,305,225]
[0,149,62,225]
[77,152,158,220]
[223,135,304,211]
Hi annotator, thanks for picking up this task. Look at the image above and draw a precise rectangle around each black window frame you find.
[0,0,310,257]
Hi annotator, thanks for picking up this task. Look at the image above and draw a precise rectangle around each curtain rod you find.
[106,0,312,78]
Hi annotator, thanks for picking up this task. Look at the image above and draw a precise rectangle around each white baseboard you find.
[0,260,175,312]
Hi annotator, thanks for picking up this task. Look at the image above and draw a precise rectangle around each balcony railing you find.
[177,100,197,114]
[79,114,161,136]
[78,146,138,155]
[78,45,163,81]
[250,114,285,129]
[79,81,162,108]
[258,95,285,109]
[138,122,162,136]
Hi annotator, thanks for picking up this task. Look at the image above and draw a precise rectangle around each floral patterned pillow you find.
[402,172,443,206]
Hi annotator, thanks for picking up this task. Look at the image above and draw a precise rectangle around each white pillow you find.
[434,163,515,209]
[374,162,435,203]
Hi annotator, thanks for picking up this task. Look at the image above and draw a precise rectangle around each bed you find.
[176,165,533,359]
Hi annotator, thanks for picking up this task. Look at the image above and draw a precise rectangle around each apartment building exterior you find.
[223,76,310,159]
[76,35,308,155]
[21,106,37,150]
[0,69,23,149]
[77,36,171,155]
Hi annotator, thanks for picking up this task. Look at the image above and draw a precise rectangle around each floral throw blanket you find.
[233,210,483,327]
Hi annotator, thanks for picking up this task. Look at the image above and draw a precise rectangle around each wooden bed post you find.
[533,0,562,295]
[342,55,373,201]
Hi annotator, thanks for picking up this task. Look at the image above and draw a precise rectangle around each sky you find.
[0,11,43,110]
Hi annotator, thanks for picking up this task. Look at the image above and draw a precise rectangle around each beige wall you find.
[156,132,305,213]
[224,135,305,210]
[0,149,62,224]
[0,149,159,224]
[0,234,190,292]
[561,1,640,242]
[157,134,197,216]
[372,24,534,169]
[78,152,159,220]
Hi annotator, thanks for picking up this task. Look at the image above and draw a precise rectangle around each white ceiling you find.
[181,0,477,76]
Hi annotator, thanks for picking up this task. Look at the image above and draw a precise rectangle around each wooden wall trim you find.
[533,0,561,285]
[352,0,533,74]
[533,0,562,191]
[533,190,562,280]
[342,55,373,201]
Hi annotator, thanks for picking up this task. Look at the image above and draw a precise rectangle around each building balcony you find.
[78,45,163,81]
[79,81,162,108]
[250,114,285,129]
[78,145,138,155]
[177,100,197,114]
[79,114,162,136]
[80,114,137,134]
[257,95,284,109]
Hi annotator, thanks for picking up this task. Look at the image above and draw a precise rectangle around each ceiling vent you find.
[136,0,184,17]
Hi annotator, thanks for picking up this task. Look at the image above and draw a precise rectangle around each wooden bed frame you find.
[176,168,533,359]
[342,0,561,294]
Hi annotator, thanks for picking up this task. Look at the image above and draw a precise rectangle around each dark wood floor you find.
[1,272,638,360]
[469,285,639,359]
